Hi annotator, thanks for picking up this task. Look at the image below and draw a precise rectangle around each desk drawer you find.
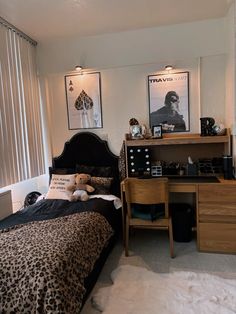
[199,222,236,253]
[198,184,236,203]
[198,203,236,223]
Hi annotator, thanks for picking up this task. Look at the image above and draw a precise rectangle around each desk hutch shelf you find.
[125,130,231,176]
[125,131,230,146]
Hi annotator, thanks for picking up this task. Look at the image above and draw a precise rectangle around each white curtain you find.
[0,22,45,188]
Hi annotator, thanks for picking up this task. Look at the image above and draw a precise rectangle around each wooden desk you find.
[121,178,236,254]
[169,182,197,193]
[197,180,236,254]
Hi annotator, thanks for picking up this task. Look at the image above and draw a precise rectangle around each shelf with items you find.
[125,129,230,148]
[124,129,231,178]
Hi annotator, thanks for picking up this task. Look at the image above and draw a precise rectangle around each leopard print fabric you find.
[118,141,126,181]
[0,212,113,313]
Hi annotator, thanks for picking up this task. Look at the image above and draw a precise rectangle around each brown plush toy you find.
[68,173,95,201]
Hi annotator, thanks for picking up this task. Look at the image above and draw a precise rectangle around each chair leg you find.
[122,212,126,247]
[168,218,175,258]
[125,217,129,256]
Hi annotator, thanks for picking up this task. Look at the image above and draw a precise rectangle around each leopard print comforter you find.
[0,211,114,313]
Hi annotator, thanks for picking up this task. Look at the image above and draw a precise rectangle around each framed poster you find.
[148,71,190,133]
[65,72,102,129]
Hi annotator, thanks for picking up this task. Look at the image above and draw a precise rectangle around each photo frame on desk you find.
[148,71,190,133]
[152,125,162,138]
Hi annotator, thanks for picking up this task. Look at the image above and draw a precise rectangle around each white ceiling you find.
[0,0,233,43]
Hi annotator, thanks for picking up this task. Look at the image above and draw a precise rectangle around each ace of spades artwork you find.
[74,89,96,127]
[66,73,102,129]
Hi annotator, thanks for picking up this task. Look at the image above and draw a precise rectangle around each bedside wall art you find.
[148,71,190,133]
[65,72,103,129]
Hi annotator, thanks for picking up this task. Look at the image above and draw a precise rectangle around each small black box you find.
[186,164,198,176]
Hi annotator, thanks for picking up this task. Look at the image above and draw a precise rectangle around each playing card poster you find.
[65,72,102,129]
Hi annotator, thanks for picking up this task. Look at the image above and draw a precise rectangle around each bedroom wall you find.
[225,1,236,165]
[37,18,227,157]
[3,16,232,213]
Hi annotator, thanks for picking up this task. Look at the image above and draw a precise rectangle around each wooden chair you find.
[123,177,174,258]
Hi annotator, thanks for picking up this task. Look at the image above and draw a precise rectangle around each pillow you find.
[49,167,76,183]
[90,176,113,195]
[49,167,76,175]
[76,165,112,177]
[45,174,76,200]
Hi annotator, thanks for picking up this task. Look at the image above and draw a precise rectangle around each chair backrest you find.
[124,177,169,219]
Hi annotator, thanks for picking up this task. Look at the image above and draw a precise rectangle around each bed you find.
[0,132,122,313]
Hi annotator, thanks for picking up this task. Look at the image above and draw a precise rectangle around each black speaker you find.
[223,155,233,180]
[24,191,41,207]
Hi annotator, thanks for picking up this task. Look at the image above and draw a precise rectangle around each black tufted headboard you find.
[51,132,120,196]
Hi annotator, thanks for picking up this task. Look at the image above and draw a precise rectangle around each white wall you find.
[200,55,225,124]
[40,59,203,156]
[4,17,233,213]
[225,1,235,129]
[225,1,236,169]
[2,14,234,215]
[38,19,226,74]
[37,18,227,158]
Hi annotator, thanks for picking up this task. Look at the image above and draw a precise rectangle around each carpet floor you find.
[81,230,236,313]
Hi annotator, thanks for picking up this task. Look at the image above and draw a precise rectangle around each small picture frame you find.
[152,125,162,138]
[130,125,143,139]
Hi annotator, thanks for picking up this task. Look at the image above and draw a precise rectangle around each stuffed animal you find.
[68,173,95,201]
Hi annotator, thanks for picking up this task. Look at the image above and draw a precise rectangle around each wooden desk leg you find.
[120,185,126,247]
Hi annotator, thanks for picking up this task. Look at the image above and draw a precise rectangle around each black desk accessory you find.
[223,155,234,179]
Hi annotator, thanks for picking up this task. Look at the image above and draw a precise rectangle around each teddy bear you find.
[68,173,95,201]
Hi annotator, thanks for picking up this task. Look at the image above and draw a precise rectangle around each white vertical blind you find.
[0,22,45,188]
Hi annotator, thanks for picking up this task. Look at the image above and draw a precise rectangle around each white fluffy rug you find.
[92,265,236,314]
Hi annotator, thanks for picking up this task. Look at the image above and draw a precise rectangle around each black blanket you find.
[0,198,120,231]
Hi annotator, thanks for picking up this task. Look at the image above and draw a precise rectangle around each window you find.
[0,18,45,188]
